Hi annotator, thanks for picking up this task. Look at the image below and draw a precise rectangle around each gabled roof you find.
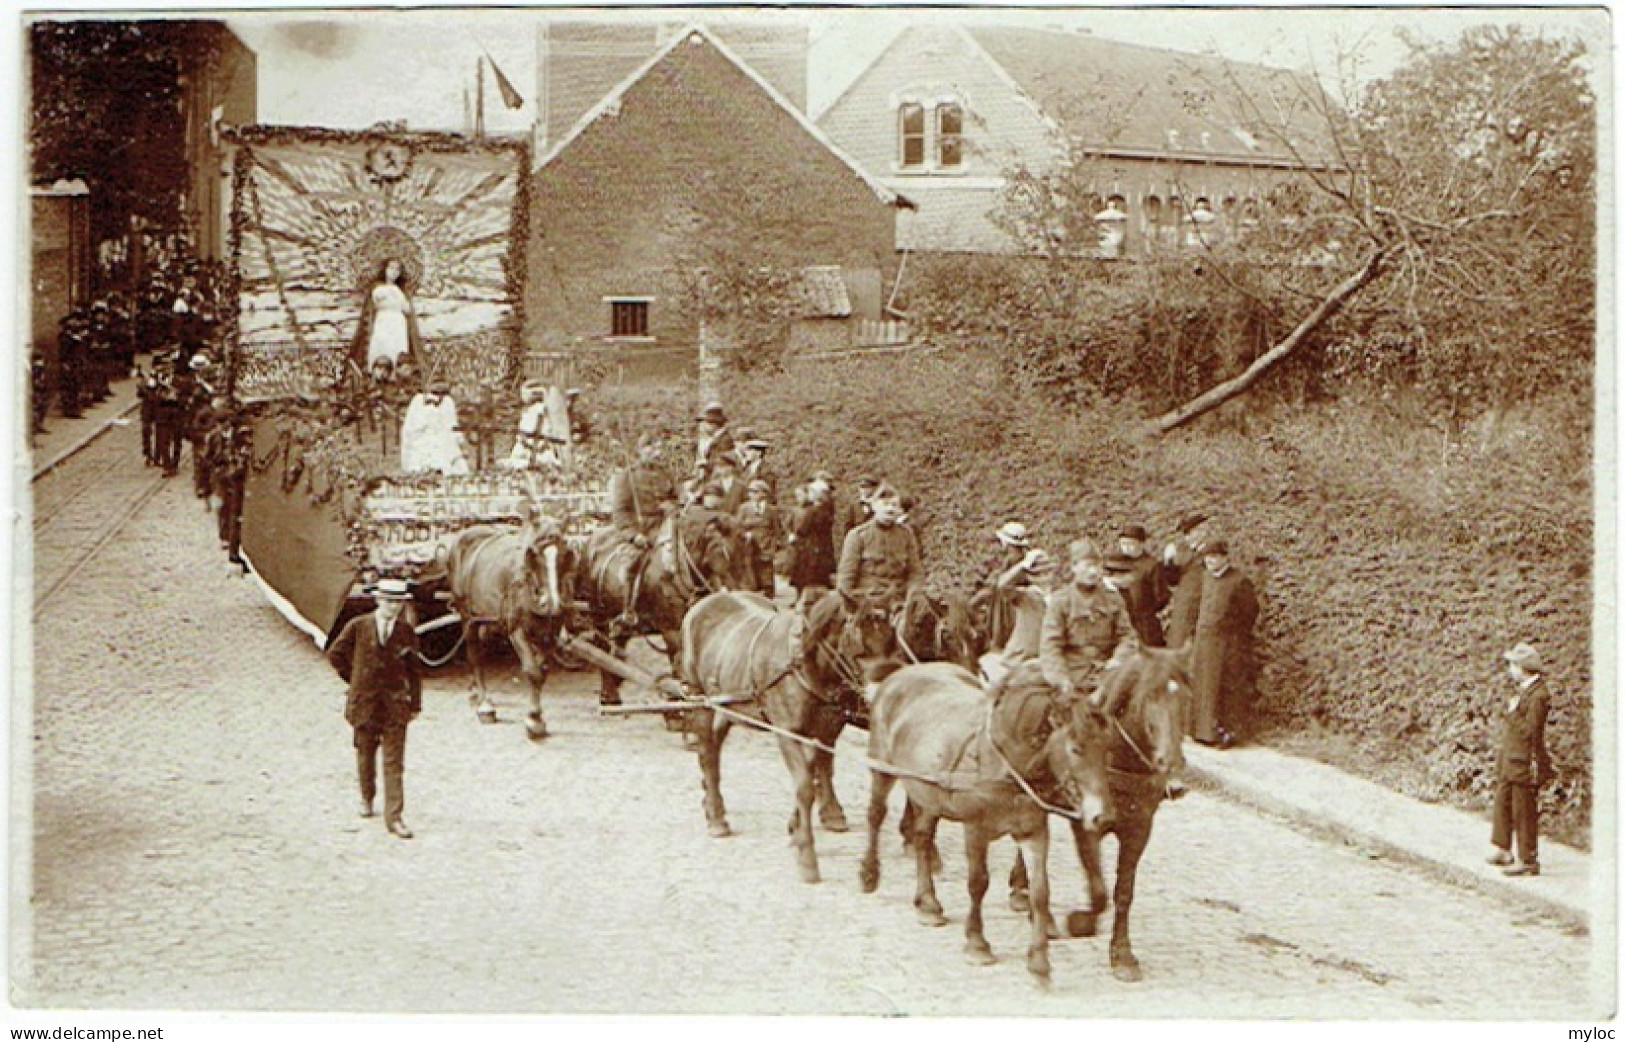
[962,26,1334,166]
[536,24,913,209]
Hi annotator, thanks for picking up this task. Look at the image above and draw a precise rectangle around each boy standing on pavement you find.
[328,579,423,840]
[1488,641,1552,876]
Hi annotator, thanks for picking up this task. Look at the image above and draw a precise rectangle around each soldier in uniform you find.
[30,352,50,436]
[86,300,113,403]
[835,483,922,613]
[208,408,253,569]
[607,434,677,549]
[56,310,87,418]
[189,391,228,503]
[1039,538,1136,704]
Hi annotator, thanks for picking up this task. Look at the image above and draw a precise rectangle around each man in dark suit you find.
[1488,642,1552,876]
[327,579,423,839]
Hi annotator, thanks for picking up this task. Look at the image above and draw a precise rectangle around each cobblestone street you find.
[18,430,1601,1016]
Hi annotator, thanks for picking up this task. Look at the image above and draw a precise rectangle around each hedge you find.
[592,351,1593,846]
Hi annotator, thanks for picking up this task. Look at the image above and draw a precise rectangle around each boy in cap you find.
[1488,642,1552,876]
[736,478,781,596]
[327,578,423,840]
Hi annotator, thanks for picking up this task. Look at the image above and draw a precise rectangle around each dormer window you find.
[900,103,926,168]
[936,103,963,168]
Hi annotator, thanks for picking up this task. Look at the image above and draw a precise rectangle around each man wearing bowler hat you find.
[327,578,423,839]
[1113,524,1169,646]
[1488,642,1552,876]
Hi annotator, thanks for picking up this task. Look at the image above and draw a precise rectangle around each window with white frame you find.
[936,103,963,168]
[899,103,926,168]
[607,298,651,338]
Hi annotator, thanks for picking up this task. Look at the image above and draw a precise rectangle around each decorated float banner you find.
[361,473,607,572]
[226,128,528,402]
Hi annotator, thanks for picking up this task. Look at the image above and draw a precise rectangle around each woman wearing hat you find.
[735,478,781,596]
[978,521,1052,652]
[327,578,423,840]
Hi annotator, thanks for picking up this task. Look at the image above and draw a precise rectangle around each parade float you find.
[224,126,609,649]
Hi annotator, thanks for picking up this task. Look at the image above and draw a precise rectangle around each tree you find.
[29,21,227,245]
[990,25,1596,432]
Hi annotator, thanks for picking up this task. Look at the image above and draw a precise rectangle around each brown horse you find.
[895,588,986,674]
[1009,643,1192,982]
[444,518,579,739]
[679,589,900,883]
[575,512,753,707]
[859,661,1114,983]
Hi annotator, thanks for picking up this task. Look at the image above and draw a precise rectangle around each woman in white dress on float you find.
[353,257,422,376]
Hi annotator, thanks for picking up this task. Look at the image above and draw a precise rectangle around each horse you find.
[858,661,1115,983]
[679,588,901,883]
[1007,642,1192,982]
[443,517,579,739]
[895,587,986,674]
[575,511,754,709]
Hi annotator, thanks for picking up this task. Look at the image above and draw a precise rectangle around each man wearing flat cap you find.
[835,476,879,550]
[328,578,423,840]
[693,401,735,486]
[735,432,778,502]
[1186,538,1260,748]
[1488,641,1552,876]
[836,483,922,612]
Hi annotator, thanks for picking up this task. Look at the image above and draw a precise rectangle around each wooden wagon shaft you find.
[559,634,687,699]
[597,695,754,716]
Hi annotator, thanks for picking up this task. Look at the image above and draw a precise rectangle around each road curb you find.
[32,399,142,481]
[1184,762,1590,934]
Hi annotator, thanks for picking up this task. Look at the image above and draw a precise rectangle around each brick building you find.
[817,25,1330,256]
[525,24,910,357]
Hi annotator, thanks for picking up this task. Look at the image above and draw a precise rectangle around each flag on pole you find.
[487,55,525,110]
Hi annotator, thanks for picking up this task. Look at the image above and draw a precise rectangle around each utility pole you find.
[475,55,486,139]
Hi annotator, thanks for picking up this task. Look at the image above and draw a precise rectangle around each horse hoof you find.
[916,906,948,928]
[476,708,498,725]
[707,821,732,839]
[526,723,549,742]
[1027,955,1053,982]
[798,864,821,885]
[965,945,997,967]
[859,864,880,894]
[1009,889,1031,913]
[1112,961,1144,983]
[1043,916,1063,941]
[821,812,850,834]
[1066,911,1100,938]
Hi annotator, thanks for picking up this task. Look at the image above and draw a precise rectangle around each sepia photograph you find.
[9,2,1614,1031]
